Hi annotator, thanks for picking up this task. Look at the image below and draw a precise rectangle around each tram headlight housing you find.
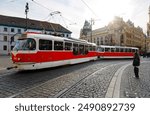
[17,58,21,61]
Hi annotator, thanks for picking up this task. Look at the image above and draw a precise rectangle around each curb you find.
[105,63,130,98]
[0,67,8,74]
[0,67,7,71]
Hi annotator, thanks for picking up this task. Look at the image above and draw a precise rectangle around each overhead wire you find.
[30,0,53,12]
[9,0,81,33]
[23,0,54,33]
[30,0,76,29]
[80,0,97,17]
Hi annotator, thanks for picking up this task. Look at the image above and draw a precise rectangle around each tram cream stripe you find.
[105,63,130,98]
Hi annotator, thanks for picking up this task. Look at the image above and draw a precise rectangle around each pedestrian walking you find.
[132,50,140,79]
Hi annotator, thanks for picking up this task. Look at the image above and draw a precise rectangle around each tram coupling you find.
[6,66,17,70]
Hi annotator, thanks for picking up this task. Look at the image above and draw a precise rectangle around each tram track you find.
[54,64,115,98]
[54,62,128,98]
[6,61,129,98]
[1,60,104,98]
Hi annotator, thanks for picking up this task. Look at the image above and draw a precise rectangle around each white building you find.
[0,15,72,55]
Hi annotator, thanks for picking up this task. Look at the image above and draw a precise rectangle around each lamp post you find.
[144,36,147,57]
[25,2,29,31]
[90,18,94,43]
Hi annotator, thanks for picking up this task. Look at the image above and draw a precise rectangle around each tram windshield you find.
[13,38,36,51]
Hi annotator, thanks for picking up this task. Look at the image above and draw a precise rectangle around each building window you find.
[11,28,15,33]
[18,29,21,33]
[97,41,99,45]
[93,38,95,43]
[3,36,7,41]
[4,27,8,32]
[3,45,7,50]
[101,37,103,45]
[97,37,100,45]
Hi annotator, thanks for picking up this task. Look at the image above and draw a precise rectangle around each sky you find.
[0,0,150,38]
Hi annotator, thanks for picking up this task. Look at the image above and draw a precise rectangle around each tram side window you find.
[116,48,120,52]
[127,49,131,52]
[65,42,72,50]
[93,46,96,51]
[85,45,88,54]
[97,47,101,52]
[125,48,128,52]
[39,39,52,50]
[89,46,92,51]
[105,48,110,52]
[120,48,124,52]
[73,43,78,55]
[129,49,131,52]
[135,49,138,52]
[111,48,115,52]
[79,45,85,54]
[132,49,135,52]
[100,47,105,52]
[54,41,63,50]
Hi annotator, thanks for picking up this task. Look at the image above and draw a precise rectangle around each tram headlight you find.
[17,58,21,61]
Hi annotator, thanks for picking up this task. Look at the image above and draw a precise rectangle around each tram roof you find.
[98,45,138,49]
[24,32,96,46]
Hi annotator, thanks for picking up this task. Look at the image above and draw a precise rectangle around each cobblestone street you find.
[0,56,150,98]
[0,56,13,68]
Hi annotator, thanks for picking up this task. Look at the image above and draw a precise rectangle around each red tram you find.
[11,32,97,70]
[97,45,139,59]
[11,32,139,70]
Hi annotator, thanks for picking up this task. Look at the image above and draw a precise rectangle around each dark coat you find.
[133,52,140,66]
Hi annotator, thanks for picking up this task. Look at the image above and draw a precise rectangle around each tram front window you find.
[13,38,36,51]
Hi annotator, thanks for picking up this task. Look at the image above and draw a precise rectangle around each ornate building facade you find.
[80,16,146,52]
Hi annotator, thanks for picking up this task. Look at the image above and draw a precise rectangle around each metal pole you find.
[25,2,29,31]
[25,9,27,31]
[91,18,93,42]
[145,37,147,55]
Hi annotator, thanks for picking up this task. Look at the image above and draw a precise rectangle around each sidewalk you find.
[120,58,150,98]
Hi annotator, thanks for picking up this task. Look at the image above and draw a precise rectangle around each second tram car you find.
[97,45,139,59]
[11,32,97,70]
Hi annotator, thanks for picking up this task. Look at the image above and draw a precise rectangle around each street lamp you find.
[144,35,147,57]
[25,2,29,31]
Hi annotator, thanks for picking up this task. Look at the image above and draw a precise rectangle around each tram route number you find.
[77,103,135,111]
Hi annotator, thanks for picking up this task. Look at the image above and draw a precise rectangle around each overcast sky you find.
[0,0,149,38]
